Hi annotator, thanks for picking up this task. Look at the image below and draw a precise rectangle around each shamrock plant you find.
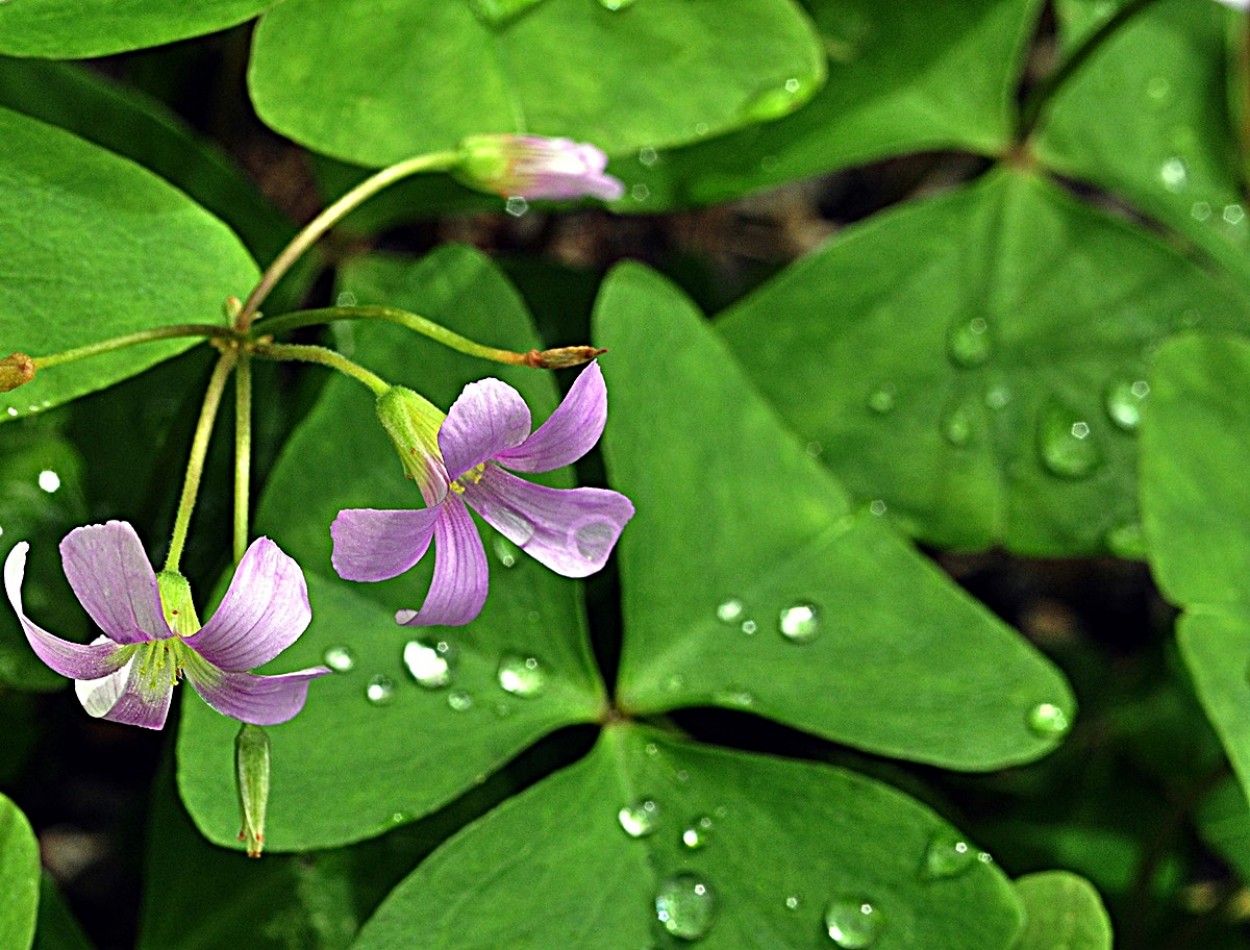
[1,1,1249,948]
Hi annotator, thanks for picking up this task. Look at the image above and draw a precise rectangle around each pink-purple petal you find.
[439,379,532,481]
[395,495,489,627]
[495,362,608,473]
[74,651,173,730]
[331,507,442,582]
[464,466,634,578]
[185,537,312,672]
[185,664,330,726]
[59,521,170,644]
[5,542,135,680]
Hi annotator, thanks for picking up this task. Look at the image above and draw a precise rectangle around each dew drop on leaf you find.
[939,396,976,447]
[1026,702,1071,738]
[946,316,992,368]
[1103,379,1149,432]
[866,384,896,414]
[447,689,474,712]
[784,895,801,911]
[740,619,758,636]
[1038,402,1101,479]
[497,653,547,697]
[921,830,975,880]
[323,645,355,673]
[598,0,637,9]
[778,600,821,643]
[618,799,660,838]
[824,897,884,948]
[365,675,395,706]
[681,815,715,850]
[716,598,745,623]
[1158,157,1187,193]
[655,872,716,940]
[403,638,453,689]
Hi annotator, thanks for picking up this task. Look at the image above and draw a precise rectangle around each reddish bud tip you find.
[533,346,607,369]
[0,353,35,393]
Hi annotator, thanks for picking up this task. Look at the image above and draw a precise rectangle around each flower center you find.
[134,637,188,693]
[449,462,486,495]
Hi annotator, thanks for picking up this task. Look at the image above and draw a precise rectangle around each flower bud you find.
[455,134,625,202]
[524,346,608,369]
[375,386,450,505]
[0,353,35,393]
[235,723,271,858]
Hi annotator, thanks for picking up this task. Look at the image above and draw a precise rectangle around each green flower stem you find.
[165,350,238,574]
[255,306,535,366]
[33,324,232,370]
[234,353,252,564]
[235,151,460,330]
[251,341,390,396]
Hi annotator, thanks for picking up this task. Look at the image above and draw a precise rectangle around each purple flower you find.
[332,361,634,627]
[4,521,329,730]
[456,134,626,202]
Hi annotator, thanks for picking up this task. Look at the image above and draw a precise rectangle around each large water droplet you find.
[947,317,992,368]
[403,638,455,689]
[573,518,616,562]
[365,675,395,706]
[778,601,821,644]
[1159,157,1188,193]
[492,534,520,568]
[824,897,884,948]
[681,815,715,850]
[447,689,474,712]
[866,384,896,414]
[716,598,745,624]
[504,196,529,217]
[37,469,61,493]
[1103,379,1150,432]
[618,799,660,838]
[323,645,355,673]
[922,830,976,880]
[599,0,637,9]
[1038,402,1101,479]
[939,396,976,447]
[741,76,812,122]
[497,653,547,698]
[1026,702,1071,738]
[655,873,716,941]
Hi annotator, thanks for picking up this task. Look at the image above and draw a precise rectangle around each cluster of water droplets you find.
[715,596,823,645]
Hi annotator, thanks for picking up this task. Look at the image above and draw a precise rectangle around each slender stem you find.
[236,151,460,329]
[251,341,390,396]
[165,351,237,574]
[34,324,231,370]
[1017,0,1162,140]
[233,353,252,564]
[255,306,532,366]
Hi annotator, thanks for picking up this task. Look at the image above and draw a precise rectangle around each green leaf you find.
[33,876,91,950]
[717,167,1250,554]
[615,0,1045,211]
[177,245,605,850]
[356,726,1023,949]
[1141,335,1250,810]
[1034,0,1250,283]
[0,1,277,58]
[1012,872,1112,950]
[594,262,1073,770]
[1195,776,1250,886]
[248,0,825,166]
[0,793,38,950]
[0,107,258,421]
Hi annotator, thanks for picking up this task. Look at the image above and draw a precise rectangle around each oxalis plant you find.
[2,0,1250,947]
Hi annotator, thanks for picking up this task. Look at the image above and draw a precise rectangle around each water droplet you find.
[1145,76,1171,103]
[5,407,16,417]
[939,396,976,447]
[681,815,714,850]
[447,689,474,712]
[492,534,519,568]
[824,897,884,948]
[693,122,709,136]
[716,598,745,623]
[922,830,976,879]
[644,742,660,757]
[494,509,535,545]
[1192,201,1213,222]
[336,291,358,306]
[785,895,801,911]
[741,76,812,122]
[497,653,547,698]
[1106,521,1145,559]
[1103,379,1149,432]
[323,645,355,673]
[631,183,651,202]
[1159,157,1188,193]
[1038,402,1101,479]
[655,873,716,941]
[984,384,1011,411]
[504,196,529,217]
[715,687,755,708]
[947,317,992,368]
[866,384,896,414]
[868,500,887,517]
[740,619,758,636]
[365,675,395,706]
[37,470,60,493]
[806,441,824,457]
[598,0,636,9]
[638,146,659,166]
[403,638,454,689]
[1226,204,1247,226]
[618,799,660,838]
[1026,702,1071,738]
[573,518,614,562]
[778,601,821,644]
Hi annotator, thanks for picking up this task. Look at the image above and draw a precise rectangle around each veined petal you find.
[185,537,311,672]
[184,658,330,726]
[5,542,134,680]
[60,521,170,644]
[465,466,634,578]
[74,646,173,730]
[331,507,441,582]
[396,495,488,627]
[495,361,607,473]
[439,378,531,481]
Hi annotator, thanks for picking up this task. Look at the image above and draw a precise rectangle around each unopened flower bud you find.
[455,134,625,202]
[0,353,35,393]
[235,723,271,858]
[524,346,608,369]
